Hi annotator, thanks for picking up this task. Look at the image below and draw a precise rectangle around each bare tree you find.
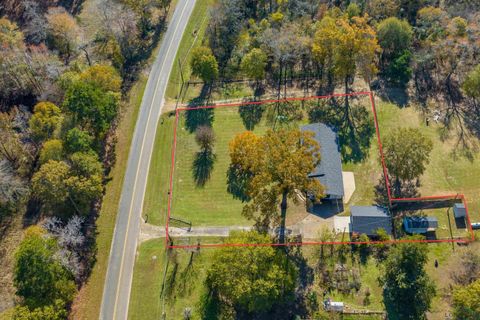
[0,159,29,209]
[43,215,86,281]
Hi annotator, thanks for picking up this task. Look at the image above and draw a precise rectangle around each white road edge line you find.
[110,1,191,318]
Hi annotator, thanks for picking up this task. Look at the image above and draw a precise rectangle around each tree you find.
[14,226,76,309]
[229,129,324,240]
[452,279,480,320]
[0,18,25,49]
[415,6,447,42]
[204,231,297,316]
[450,249,480,286]
[450,17,468,37]
[63,80,119,138]
[0,159,29,217]
[29,102,62,142]
[13,299,67,320]
[64,128,94,154]
[463,64,480,102]
[190,46,219,83]
[207,0,243,69]
[193,126,216,186]
[240,48,267,81]
[382,128,433,194]
[381,238,436,320]
[0,109,35,174]
[366,0,399,22]
[195,125,216,151]
[78,64,122,93]
[66,153,103,212]
[31,160,70,211]
[39,140,64,164]
[0,23,60,104]
[45,8,79,62]
[43,215,86,280]
[377,17,413,84]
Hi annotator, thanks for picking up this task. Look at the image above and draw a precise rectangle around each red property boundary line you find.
[165,92,475,249]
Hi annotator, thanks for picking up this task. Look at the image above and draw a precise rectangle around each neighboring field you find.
[128,237,463,319]
[128,238,387,319]
[374,101,480,223]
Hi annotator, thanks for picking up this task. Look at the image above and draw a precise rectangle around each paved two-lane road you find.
[100,0,196,318]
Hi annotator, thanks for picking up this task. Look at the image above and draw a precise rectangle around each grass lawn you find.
[128,238,219,320]
[145,95,386,228]
[374,100,480,224]
[170,106,272,226]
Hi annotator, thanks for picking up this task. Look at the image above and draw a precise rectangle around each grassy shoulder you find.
[165,0,214,100]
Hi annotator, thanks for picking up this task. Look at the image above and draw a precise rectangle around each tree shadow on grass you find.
[226,165,251,202]
[239,104,264,130]
[185,106,214,133]
[193,150,216,187]
[307,98,374,163]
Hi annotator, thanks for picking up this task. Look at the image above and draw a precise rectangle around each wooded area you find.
[0,0,171,318]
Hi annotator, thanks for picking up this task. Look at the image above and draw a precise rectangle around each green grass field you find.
[170,106,272,226]
[374,101,480,223]
[128,238,219,320]
[146,96,388,228]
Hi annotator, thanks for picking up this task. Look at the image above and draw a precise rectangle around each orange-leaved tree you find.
[228,129,324,242]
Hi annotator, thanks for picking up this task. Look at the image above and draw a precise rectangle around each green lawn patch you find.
[128,238,219,320]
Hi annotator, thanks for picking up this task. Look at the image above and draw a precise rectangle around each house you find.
[350,206,392,237]
[453,203,466,219]
[302,123,344,201]
[403,216,438,234]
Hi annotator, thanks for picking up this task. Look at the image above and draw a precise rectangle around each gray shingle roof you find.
[350,206,392,236]
[302,123,344,199]
[404,217,439,229]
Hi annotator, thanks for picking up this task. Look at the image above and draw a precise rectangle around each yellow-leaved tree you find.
[228,129,324,243]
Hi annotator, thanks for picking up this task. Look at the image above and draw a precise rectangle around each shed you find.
[453,203,466,218]
[403,216,438,234]
[350,206,392,237]
[302,123,344,200]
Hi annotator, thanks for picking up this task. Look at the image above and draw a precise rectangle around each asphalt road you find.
[99,0,196,318]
